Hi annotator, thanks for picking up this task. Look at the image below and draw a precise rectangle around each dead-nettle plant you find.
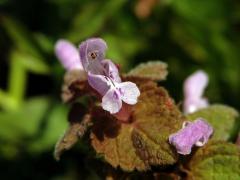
[53,38,240,178]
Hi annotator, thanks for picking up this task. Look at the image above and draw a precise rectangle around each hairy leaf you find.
[54,114,91,160]
[187,105,239,141]
[186,141,240,180]
[127,61,168,81]
[91,82,185,171]
[61,70,89,102]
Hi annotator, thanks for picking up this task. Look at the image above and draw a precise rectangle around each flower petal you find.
[183,70,209,114]
[184,70,208,99]
[55,40,83,71]
[183,98,209,114]
[79,38,107,74]
[117,82,140,105]
[102,88,122,114]
[194,119,213,146]
[101,59,121,83]
[169,118,213,155]
[87,72,110,96]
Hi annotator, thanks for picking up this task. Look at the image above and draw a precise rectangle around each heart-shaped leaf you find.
[127,61,168,81]
[185,141,240,180]
[187,105,239,141]
[91,82,185,171]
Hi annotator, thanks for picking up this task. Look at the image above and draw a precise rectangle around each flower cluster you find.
[55,38,140,115]
[79,38,140,114]
[55,38,213,157]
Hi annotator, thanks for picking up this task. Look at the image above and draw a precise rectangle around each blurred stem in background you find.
[8,51,27,109]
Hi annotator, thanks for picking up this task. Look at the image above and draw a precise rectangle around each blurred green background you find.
[0,0,240,179]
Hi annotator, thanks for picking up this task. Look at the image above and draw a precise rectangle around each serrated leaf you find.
[53,104,92,160]
[54,122,83,161]
[187,105,239,141]
[90,82,185,171]
[127,61,168,81]
[90,110,148,171]
[186,141,240,180]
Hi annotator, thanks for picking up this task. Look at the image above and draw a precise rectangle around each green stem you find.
[8,51,27,107]
[0,89,17,110]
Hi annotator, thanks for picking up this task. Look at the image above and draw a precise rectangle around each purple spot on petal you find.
[113,91,120,100]
[118,88,124,96]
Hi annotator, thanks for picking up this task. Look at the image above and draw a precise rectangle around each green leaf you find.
[11,50,50,75]
[91,82,185,171]
[102,34,144,69]
[0,89,18,111]
[2,17,50,74]
[186,141,240,180]
[1,16,43,58]
[0,97,50,143]
[187,105,239,141]
[127,61,168,81]
[33,33,54,54]
[67,0,128,42]
[170,21,208,62]
[0,97,68,156]
[171,0,229,26]
[29,104,68,153]
[5,50,49,111]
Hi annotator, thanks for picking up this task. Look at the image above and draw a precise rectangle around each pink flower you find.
[79,38,140,114]
[169,118,213,155]
[183,70,209,114]
[55,40,83,71]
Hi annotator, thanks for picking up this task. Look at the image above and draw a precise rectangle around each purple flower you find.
[55,40,83,71]
[79,38,107,74]
[183,70,209,114]
[101,59,121,83]
[169,118,213,155]
[103,82,139,114]
[79,38,140,114]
